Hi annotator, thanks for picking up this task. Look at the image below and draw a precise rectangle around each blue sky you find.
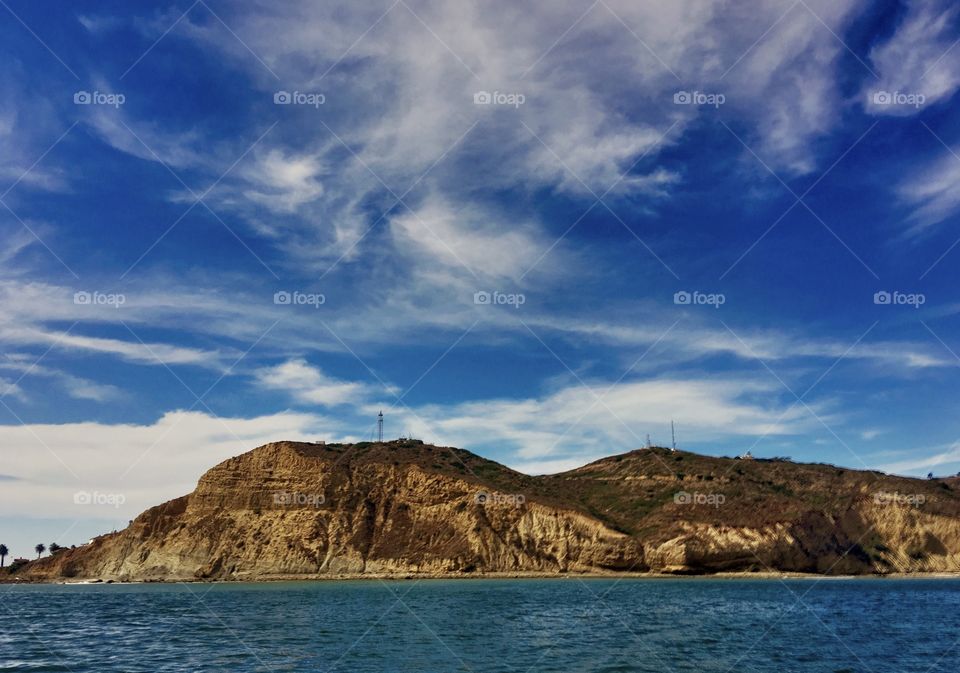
[2,0,960,556]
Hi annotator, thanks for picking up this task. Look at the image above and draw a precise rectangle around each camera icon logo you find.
[873,291,891,305]
[474,290,491,305]
[73,291,92,305]
[474,492,489,505]
[673,291,691,305]
[673,91,691,104]
[73,491,92,505]
[473,91,492,105]
[274,91,291,104]
[74,91,92,105]
[274,291,292,305]
[872,91,891,105]
[673,490,692,505]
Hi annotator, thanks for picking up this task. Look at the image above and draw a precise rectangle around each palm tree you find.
[0,544,7,568]
[35,543,45,559]
[49,543,62,554]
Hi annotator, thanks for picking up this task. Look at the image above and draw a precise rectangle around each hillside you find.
[13,440,960,581]
[546,447,960,573]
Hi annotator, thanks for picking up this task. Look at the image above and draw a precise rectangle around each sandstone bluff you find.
[18,440,960,581]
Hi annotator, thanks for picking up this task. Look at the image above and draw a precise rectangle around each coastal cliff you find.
[17,441,960,581]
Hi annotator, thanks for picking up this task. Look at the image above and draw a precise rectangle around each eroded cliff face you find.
[21,442,960,580]
[553,449,960,575]
[641,505,960,575]
[28,442,641,581]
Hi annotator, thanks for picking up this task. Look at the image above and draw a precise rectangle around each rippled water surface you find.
[2,578,959,672]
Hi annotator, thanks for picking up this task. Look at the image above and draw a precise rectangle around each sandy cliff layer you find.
[18,441,960,581]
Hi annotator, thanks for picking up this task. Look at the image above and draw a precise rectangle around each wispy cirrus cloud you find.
[3,327,220,368]
[89,0,868,277]
[0,269,951,385]
[863,0,960,117]
[897,149,960,232]
[879,440,960,476]
[0,280,225,370]
[0,355,121,402]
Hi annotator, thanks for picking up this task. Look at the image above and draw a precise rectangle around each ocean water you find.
[2,578,958,672]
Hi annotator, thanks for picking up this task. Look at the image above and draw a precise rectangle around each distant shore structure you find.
[378,410,384,442]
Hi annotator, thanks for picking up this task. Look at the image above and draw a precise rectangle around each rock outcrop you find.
[18,441,960,580]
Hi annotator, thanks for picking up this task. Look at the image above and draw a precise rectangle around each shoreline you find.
[7,569,960,585]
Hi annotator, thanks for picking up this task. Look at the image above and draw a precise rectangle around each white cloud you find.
[0,356,120,402]
[0,225,36,269]
[0,325,219,368]
[509,455,602,475]
[0,272,950,388]
[389,196,563,282]
[863,0,960,117]
[84,109,206,171]
[0,280,226,369]
[0,376,25,401]
[58,375,122,402]
[879,440,960,476]
[396,376,822,472]
[0,410,335,521]
[898,150,960,232]
[0,91,69,194]
[241,149,326,213]
[526,314,954,372]
[76,14,123,34]
[256,359,388,406]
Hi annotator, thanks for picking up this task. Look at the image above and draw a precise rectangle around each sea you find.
[2,577,958,672]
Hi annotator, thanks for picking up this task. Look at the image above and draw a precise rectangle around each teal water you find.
[2,578,958,672]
